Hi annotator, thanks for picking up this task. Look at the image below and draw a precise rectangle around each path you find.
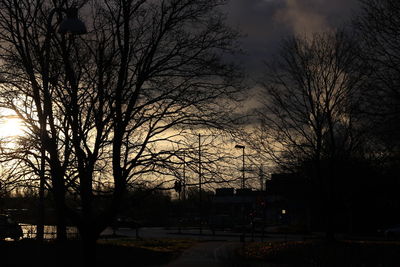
[165,241,242,267]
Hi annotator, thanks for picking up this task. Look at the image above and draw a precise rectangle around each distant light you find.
[281,209,286,215]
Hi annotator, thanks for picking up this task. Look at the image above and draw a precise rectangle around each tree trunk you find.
[325,168,336,242]
[325,202,335,242]
[49,161,68,242]
[56,208,67,241]
[53,184,67,241]
[80,227,99,266]
[36,181,45,241]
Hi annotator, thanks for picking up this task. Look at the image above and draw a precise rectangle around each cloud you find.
[274,0,359,36]
[223,0,359,76]
[223,0,289,75]
[275,0,329,35]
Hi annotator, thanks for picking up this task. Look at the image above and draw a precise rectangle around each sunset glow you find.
[0,116,25,138]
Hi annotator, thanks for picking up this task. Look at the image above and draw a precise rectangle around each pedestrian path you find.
[166,241,241,267]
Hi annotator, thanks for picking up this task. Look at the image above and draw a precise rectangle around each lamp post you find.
[235,145,245,189]
[199,134,202,235]
[235,144,246,243]
[37,5,87,241]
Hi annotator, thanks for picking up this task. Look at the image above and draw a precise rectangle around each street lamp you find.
[37,5,87,241]
[235,144,245,189]
[45,6,87,35]
[235,144,246,243]
[58,7,87,34]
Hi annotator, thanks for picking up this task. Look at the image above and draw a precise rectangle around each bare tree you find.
[0,0,243,262]
[0,118,51,239]
[354,0,400,158]
[253,30,367,239]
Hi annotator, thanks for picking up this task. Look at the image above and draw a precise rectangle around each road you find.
[165,241,242,267]
[100,227,311,266]
[101,226,311,242]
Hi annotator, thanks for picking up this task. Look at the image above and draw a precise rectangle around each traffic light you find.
[174,180,182,193]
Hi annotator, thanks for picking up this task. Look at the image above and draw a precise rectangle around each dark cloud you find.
[223,0,360,76]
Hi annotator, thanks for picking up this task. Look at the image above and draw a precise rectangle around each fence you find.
[20,224,80,240]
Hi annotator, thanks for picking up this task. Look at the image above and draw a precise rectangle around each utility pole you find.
[235,144,246,243]
[199,133,202,235]
[235,145,245,189]
[182,152,186,201]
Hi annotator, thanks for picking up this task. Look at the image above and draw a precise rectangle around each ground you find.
[238,239,400,266]
[0,238,194,266]
[166,241,241,267]
[2,227,400,266]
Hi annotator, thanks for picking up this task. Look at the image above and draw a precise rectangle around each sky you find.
[0,0,364,190]
[224,0,360,78]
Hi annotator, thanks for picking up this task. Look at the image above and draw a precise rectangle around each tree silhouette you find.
[0,0,243,263]
[254,30,368,240]
[354,0,400,161]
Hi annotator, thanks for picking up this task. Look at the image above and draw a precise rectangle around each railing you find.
[20,224,79,240]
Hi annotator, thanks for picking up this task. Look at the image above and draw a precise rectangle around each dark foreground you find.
[0,238,194,266]
[3,238,400,266]
[238,239,400,267]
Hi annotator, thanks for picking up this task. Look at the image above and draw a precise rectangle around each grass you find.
[238,240,400,266]
[0,238,196,266]
[98,238,196,253]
